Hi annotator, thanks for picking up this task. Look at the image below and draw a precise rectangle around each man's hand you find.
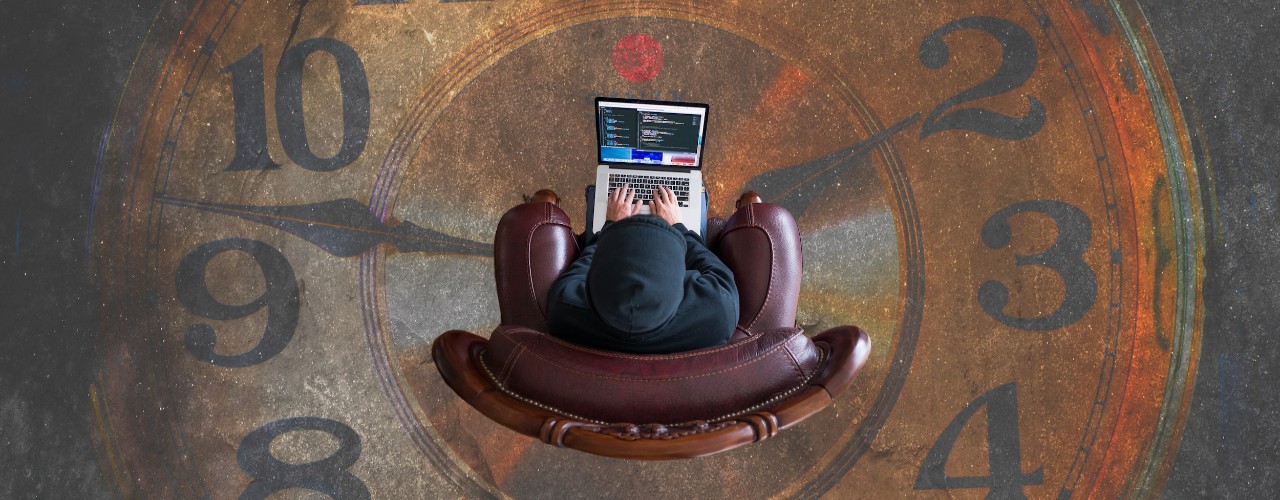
[651,186,683,226]
[605,183,640,222]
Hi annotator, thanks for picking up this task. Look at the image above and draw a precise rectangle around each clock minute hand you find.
[742,113,921,217]
[154,195,492,257]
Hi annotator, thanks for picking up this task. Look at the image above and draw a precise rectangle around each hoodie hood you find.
[586,216,686,335]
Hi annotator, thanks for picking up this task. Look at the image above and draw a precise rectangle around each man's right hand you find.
[650,186,683,226]
[605,183,640,222]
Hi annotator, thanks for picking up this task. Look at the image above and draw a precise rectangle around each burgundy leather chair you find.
[432,195,871,459]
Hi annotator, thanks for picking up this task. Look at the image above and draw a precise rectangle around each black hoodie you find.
[547,216,739,354]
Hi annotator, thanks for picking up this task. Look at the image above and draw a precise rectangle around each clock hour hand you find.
[155,195,491,257]
[742,113,920,218]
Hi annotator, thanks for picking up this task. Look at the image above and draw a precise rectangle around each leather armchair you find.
[432,199,871,459]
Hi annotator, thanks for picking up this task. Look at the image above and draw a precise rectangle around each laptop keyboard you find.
[608,174,691,207]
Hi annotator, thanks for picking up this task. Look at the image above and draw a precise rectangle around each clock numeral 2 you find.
[223,38,370,172]
[918,16,1046,140]
[175,238,298,367]
[238,417,370,499]
[980,200,1097,331]
[915,383,1044,498]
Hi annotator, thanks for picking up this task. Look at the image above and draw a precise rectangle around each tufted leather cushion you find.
[480,324,824,424]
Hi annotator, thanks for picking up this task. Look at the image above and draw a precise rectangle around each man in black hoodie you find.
[545,184,739,354]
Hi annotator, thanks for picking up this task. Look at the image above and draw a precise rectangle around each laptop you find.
[591,97,709,235]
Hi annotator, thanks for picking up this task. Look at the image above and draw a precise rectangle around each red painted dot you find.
[612,34,663,83]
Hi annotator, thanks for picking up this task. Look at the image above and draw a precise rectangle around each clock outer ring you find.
[84,0,1207,497]
[93,0,252,496]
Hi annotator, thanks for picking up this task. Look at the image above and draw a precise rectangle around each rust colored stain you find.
[714,63,816,211]
[612,33,663,83]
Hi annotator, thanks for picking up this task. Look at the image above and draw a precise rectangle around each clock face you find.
[91,0,1206,497]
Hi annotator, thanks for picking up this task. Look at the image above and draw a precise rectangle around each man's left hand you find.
[605,183,640,221]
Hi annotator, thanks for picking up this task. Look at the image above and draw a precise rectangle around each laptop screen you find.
[596,97,708,168]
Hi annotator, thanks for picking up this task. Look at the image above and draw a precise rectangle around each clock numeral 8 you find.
[223,38,370,172]
[915,383,1044,498]
[238,417,370,500]
[979,200,1097,331]
[175,238,299,367]
[918,16,1046,140]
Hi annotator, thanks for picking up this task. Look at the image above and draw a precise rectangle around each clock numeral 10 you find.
[238,417,370,499]
[175,238,299,367]
[223,38,370,172]
[915,383,1044,498]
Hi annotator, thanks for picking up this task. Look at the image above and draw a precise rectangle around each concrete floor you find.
[1,0,1277,497]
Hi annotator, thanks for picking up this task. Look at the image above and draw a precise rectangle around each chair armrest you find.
[810,325,873,399]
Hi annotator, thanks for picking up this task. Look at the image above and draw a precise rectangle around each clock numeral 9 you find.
[175,238,299,367]
[979,200,1097,331]
[223,38,370,172]
[915,383,1044,498]
[238,417,370,499]
[918,16,1046,140]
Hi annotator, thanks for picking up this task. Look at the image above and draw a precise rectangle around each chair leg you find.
[715,201,802,333]
[493,198,578,332]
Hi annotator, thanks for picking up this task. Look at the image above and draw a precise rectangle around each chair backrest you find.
[484,325,822,424]
[432,324,871,459]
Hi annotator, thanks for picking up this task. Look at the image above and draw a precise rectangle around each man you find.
[545,184,739,354]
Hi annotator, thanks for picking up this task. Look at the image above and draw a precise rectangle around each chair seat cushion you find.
[480,325,824,424]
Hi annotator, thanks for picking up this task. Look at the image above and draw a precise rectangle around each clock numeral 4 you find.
[915,383,1044,498]
[175,238,299,367]
[238,417,370,499]
[918,16,1046,140]
[223,39,370,172]
[979,200,1097,331]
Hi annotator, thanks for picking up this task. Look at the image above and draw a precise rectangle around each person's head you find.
[587,216,685,334]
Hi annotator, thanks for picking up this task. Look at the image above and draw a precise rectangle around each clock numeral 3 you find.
[918,16,1046,140]
[979,200,1097,331]
[915,383,1044,498]
[238,417,370,500]
[175,238,299,367]
[223,38,370,172]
